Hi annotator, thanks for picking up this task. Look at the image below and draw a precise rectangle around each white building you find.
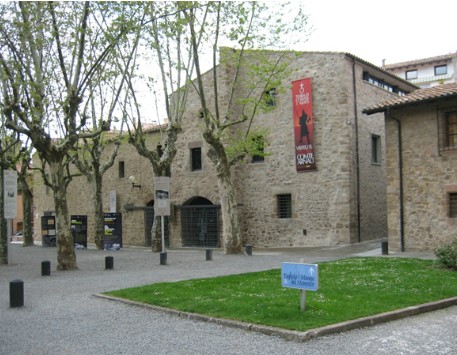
[382,53,457,88]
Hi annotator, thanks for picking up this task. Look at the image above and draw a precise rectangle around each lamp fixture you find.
[128,175,141,189]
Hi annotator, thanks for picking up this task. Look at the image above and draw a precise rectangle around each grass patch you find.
[105,257,457,331]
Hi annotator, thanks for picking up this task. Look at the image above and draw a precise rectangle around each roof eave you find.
[344,53,420,91]
[363,93,457,115]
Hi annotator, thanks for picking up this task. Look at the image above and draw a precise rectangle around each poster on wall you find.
[292,78,317,172]
[103,212,123,251]
[71,215,88,249]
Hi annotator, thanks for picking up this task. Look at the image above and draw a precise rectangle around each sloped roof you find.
[343,52,418,90]
[382,52,457,70]
[363,83,457,115]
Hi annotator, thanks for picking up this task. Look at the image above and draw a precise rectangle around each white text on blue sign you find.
[281,263,319,291]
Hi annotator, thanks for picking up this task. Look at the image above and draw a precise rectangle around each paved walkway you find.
[1,240,452,355]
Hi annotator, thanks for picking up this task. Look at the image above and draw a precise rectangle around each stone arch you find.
[184,196,213,206]
[144,193,154,206]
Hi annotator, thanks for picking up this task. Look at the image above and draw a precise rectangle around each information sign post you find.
[153,177,170,264]
[4,170,17,265]
[281,261,319,311]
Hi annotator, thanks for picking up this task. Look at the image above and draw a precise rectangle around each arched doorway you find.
[178,197,220,247]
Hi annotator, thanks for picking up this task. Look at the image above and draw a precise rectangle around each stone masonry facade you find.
[32,51,417,249]
[385,101,457,251]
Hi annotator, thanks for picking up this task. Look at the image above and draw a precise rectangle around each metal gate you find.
[144,207,169,247]
[178,205,220,247]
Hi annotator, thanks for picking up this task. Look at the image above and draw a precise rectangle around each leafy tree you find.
[181,2,307,253]
[70,3,142,250]
[122,2,195,251]
[0,2,139,269]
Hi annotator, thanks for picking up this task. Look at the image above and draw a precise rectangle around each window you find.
[445,111,457,147]
[438,110,457,153]
[435,65,447,76]
[118,161,125,178]
[449,193,457,217]
[264,88,277,107]
[371,134,381,164]
[251,135,265,163]
[405,70,417,80]
[191,147,202,171]
[277,194,292,219]
[363,72,408,96]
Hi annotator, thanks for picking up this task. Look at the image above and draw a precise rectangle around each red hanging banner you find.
[292,78,316,172]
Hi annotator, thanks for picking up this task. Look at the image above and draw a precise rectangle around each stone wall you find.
[32,51,416,249]
[32,131,164,247]
[169,51,411,248]
[386,102,457,251]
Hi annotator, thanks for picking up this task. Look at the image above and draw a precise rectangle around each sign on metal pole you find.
[153,177,170,254]
[153,177,170,217]
[3,170,17,219]
[282,262,319,311]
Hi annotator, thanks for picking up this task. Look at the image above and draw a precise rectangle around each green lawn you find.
[105,257,457,331]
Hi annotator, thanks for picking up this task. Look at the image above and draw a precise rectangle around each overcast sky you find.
[301,0,456,67]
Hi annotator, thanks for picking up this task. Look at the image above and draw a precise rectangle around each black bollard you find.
[245,244,253,256]
[160,251,167,265]
[206,249,212,261]
[41,260,51,276]
[105,256,114,270]
[381,241,389,255]
[10,279,24,308]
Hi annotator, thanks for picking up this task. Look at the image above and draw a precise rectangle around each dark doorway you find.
[178,197,220,247]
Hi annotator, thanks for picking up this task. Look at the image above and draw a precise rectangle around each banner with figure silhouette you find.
[292,78,316,172]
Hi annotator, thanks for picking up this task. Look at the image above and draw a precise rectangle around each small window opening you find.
[277,194,292,219]
[449,193,457,217]
[118,161,125,178]
[251,135,265,163]
[435,65,447,76]
[371,134,381,164]
[191,147,202,171]
[264,88,277,107]
[405,70,417,80]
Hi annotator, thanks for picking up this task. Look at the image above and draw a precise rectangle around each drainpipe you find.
[388,111,405,252]
[351,58,361,243]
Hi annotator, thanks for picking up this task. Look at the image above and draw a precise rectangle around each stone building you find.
[33,51,417,249]
[364,83,457,252]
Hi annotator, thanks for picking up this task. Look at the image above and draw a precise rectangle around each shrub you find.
[435,238,457,270]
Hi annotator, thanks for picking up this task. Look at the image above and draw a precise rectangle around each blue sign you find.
[282,263,319,291]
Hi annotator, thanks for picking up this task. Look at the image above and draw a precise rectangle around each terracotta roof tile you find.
[363,83,457,114]
[382,52,457,70]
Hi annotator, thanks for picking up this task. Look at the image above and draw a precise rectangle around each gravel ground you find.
[1,241,456,355]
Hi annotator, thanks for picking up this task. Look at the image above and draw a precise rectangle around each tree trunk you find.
[205,136,243,255]
[217,169,242,254]
[50,162,77,270]
[93,173,104,250]
[22,186,34,246]
[152,216,162,252]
